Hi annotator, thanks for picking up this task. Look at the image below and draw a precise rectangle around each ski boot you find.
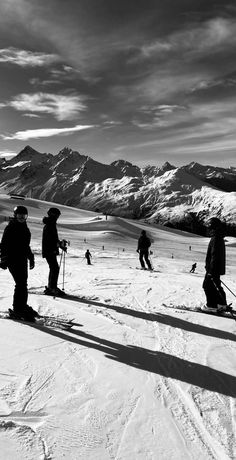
[9,307,36,322]
[44,286,55,296]
[25,305,40,318]
[44,286,65,297]
[200,305,218,313]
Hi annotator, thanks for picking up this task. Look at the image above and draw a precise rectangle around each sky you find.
[0,0,236,167]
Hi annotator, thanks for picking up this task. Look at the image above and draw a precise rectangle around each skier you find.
[190,262,197,273]
[0,206,37,321]
[202,217,227,312]
[137,230,153,270]
[42,207,67,296]
[85,249,92,265]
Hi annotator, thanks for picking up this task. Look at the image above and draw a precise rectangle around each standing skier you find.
[202,217,227,312]
[137,230,153,270]
[0,206,37,321]
[42,207,67,296]
[85,249,92,265]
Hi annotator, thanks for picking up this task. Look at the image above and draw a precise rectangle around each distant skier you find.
[190,262,197,273]
[42,207,67,296]
[202,217,227,312]
[0,206,37,321]
[85,249,92,265]
[137,230,152,270]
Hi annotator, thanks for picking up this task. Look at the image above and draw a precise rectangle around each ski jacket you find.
[0,218,34,266]
[205,229,226,276]
[137,234,151,252]
[42,216,60,258]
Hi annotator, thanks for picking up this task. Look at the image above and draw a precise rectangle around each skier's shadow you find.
[27,325,236,398]
[63,295,236,343]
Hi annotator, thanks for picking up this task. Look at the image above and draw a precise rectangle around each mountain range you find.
[0,146,235,234]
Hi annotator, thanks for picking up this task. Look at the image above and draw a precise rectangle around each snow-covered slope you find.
[0,146,235,229]
[0,193,236,459]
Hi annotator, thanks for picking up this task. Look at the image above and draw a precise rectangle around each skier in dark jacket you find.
[42,207,67,296]
[202,217,227,312]
[85,249,92,265]
[190,262,197,273]
[137,230,153,270]
[0,205,37,321]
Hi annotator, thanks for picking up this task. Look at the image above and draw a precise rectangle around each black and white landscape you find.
[1,0,236,458]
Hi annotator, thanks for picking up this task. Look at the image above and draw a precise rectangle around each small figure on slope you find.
[42,207,67,296]
[190,262,197,273]
[202,217,227,313]
[85,249,92,265]
[137,230,153,270]
[0,206,38,321]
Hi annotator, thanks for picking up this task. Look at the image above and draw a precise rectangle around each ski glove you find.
[59,239,68,252]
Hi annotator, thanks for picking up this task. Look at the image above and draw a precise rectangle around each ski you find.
[162,303,236,320]
[0,309,75,330]
[130,267,159,273]
[29,288,85,303]
[29,286,68,298]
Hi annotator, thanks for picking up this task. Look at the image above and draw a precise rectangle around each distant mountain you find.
[0,146,235,233]
[181,162,236,192]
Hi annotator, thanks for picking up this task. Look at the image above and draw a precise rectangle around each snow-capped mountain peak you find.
[0,145,235,232]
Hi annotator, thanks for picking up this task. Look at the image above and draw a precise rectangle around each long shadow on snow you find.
[63,295,236,343]
[26,324,236,397]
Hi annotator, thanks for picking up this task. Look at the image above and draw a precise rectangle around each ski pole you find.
[62,250,66,291]
[221,280,236,299]
[59,250,63,273]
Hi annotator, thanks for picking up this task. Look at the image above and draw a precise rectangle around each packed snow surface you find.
[0,195,236,460]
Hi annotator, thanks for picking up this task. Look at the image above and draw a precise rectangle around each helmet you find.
[47,207,61,217]
[14,205,28,216]
[208,217,222,229]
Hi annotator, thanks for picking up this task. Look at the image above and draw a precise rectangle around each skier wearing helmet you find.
[42,207,67,296]
[0,206,37,321]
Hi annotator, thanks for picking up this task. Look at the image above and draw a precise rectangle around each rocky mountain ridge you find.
[0,146,235,234]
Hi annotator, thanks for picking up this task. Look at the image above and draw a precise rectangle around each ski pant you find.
[86,257,91,265]
[202,274,227,308]
[45,255,60,289]
[139,250,152,269]
[8,260,28,311]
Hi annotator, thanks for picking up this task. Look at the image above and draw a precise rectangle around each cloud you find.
[2,124,95,140]
[8,92,87,121]
[0,149,17,158]
[0,47,59,67]
[139,18,236,60]
[132,104,188,129]
[29,65,81,87]
[22,113,41,118]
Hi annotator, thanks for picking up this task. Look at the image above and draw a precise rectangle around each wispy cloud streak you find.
[0,47,59,67]
[2,125,95,140]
